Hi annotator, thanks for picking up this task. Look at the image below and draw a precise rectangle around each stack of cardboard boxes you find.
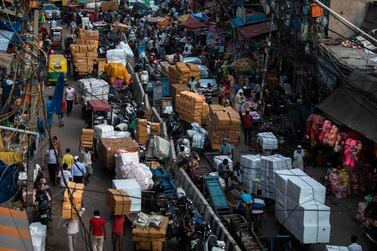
[61,182,84,219]
[168,62,198,85]
[101,0,118,11]
[70,29,99,75]
[207,105,241,149]
[80,128,94,150]
[135,119,161,145]
[132,216,169,251]
[106,188,131,215]
[175,91,208,124]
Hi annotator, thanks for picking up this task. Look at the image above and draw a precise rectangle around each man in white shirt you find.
[51,19,57,30]
[348,235,362,251]
[66,208,85,251]
[81,148,93,184]
[58,163,72,188]
[65,86,76,116]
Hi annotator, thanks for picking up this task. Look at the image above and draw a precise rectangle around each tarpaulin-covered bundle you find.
[180,15,206,30]
[104,62,131,86]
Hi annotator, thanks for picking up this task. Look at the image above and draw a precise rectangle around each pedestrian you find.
[65,85,76,116]
[71,156,86,184]
[46,96,54,128]
[219,138,232,158]
[63,148,74,171]
[242,110,253,145]
[293,145,305,170]
[52,136,62,159]
[45,143,58,185]
[66,208,85,251]
[89,210,106,251]
[188,76,197,91]
[58,99,67,127]
[57,163,72,188]
[111,214,126,251]
[50,19,57,30]
[81,148,93,184]
[348,235,362,251]
[218,159,231,189]
[232,162,243,185]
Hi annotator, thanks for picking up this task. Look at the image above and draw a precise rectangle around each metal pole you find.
[0,125,38,135]
[313,0,377,45]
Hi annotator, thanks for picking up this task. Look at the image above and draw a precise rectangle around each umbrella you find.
[192,12,209,22]
[180,15,206,30]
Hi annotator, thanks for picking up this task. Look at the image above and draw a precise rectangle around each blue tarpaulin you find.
[230,14,269,28]
[0,19,22,33]
[0,161,20,203]
[52,73,65,113]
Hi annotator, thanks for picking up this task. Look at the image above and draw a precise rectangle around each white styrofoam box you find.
[275,169,306,193]
[214,156,233,171]
[325,245,348,251]
[112,179,141,212]
[79,78,109,98]
[275,202,287,224]
[115,152,139,169]
[275,189,286,209]
[107,48,129,66]
[261,154,292,178]
[94,124,114,139]
[243,167,260,180]
[30,222,47,251]
[240,154,261,169]
[297,224,331,244]
[287,175,326,204]
[286,197,330,226]
[257,132,278,150]
[115,162,153,191]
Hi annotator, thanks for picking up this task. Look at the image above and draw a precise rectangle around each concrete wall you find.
[329,0,370,38]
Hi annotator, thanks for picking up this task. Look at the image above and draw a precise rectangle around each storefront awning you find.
[317,70,377,142]
[0,29,14,51]
[237,22,275,40]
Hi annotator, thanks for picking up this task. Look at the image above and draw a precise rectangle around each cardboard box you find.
[100,138,140,169]
[101,0,118,11]
[132,216,169,239]
[107,189,131,215]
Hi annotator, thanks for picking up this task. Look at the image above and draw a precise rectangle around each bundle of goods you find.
[106,188,131,215]
[113,179,141,212]
[112,22,129,32]
[171,84,190,102]
[168,62,200,85]
[257,132,278,150]
[157,16,171,28]
[186,123,208,149]
[115,152,139,168]
[214,155,233,170]
[153,136,170,160]
[115,160,153,191]
[99,138,140,169]
[240,155,262,194]
[325,246,348,251]
[275,169,330,243]
[132,213,168,251]
[101,0,118,11]
[175,91,207,124]
[70,44,98,74]
[78,78,109,105]
[80,128,94,150]
[135,119,161,145]
[159,61,170,76]
[207,105,241,149]
[94,124,114,140]
[104,63,131,86]
[327,169,347,199]
[62,182,84,219]
[106,42,134,66]
[77,29,99,47]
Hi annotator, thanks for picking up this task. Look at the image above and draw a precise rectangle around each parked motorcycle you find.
[190,223,225,251]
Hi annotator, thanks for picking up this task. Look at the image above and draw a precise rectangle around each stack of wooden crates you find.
[135,119,161,145]
[62,182,84,219]
[80,128,94,150]
[208,105,241,149]
[106,188,131,215]
[175,91,209,125]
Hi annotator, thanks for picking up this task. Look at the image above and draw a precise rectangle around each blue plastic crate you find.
[203,176,229,210]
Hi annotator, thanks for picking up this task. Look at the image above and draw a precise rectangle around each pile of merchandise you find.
[77,29,99,49]
[175,91,208,124]
[135,119,161,145]
[78,78,109,105]
[168,62,200,85]
[106,42,134,66]
[207,105,241,149]
[104,62,131,86]
[257,132,278,150]
[171,83,190,103]
[80,128,94,150]
[113,179,141,212]
[275,169,330,243]
[61,182,84,219]
[240,154,291,198]
[186,123,208,149]
[70,44,98,74]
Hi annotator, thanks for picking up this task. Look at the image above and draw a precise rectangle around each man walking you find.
[348,235,362,251]
[112,214,126,251]
[89,210,106,251]
[242,110,253,145]
[63,148,74,171]
[66,208,85,251]
[81,148,93,184]
[65,85,76,116]
[45,143,58,185]
[71,156,86,184]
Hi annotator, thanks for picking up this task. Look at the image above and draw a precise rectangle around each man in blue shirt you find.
[219,138,232,158]
[71,156,86,184]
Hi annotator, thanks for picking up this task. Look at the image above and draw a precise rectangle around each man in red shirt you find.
[89,210,106,251]
[112,214,126,251]
[242,110,253,145]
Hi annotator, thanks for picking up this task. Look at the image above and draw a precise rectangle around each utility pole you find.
[26,8,40,217]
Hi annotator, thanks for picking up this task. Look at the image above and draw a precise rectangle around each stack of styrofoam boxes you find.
[112,179,141,212]
[275,169,331,243]
[94,124,114,140]
[257,132,278,150]
[240,155,262,194]
[260,155,292,199]
[325,245,348,251]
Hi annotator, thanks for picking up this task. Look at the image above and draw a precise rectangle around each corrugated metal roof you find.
[0,29,14,51]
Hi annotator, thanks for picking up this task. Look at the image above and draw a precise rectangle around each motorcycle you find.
[35,190,51,225]
[190,223,225,251]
